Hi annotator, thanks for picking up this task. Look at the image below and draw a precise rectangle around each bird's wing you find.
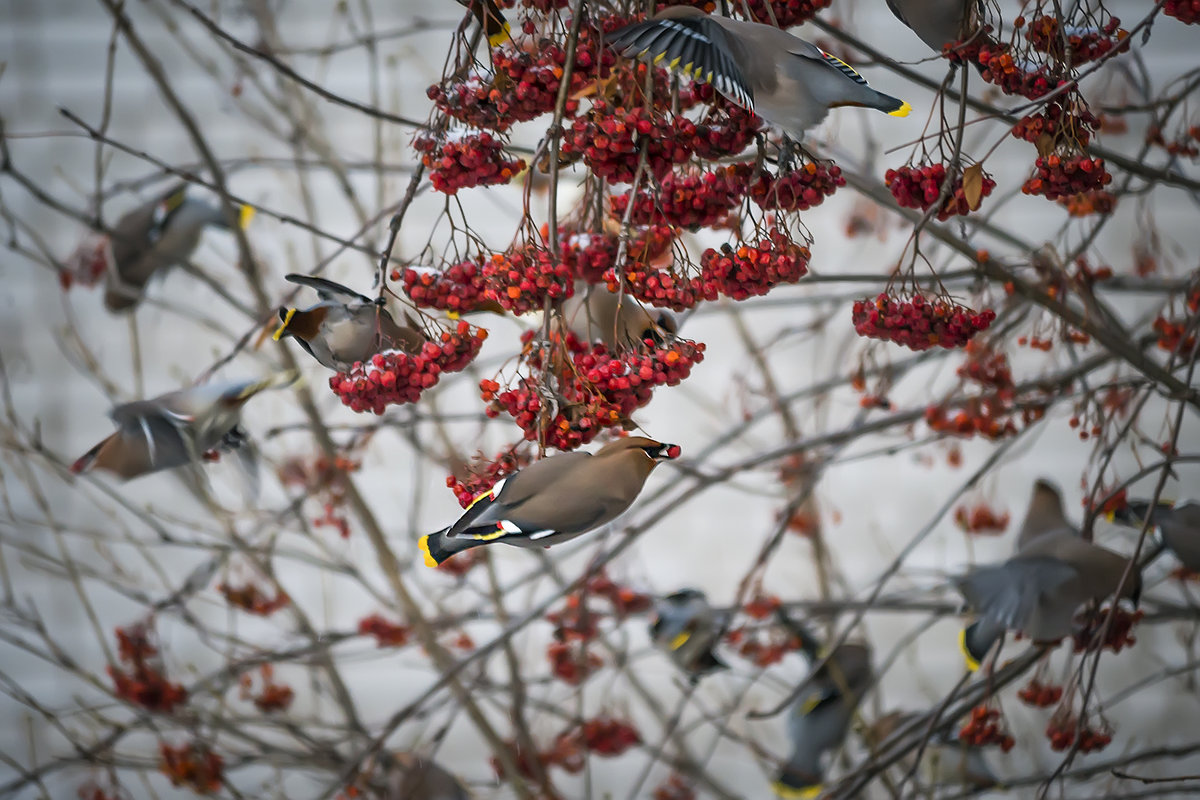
[788,40,871,88]
[955,558,1078,629]
[285,273,372,304]
[884,0,913,27]
[109,400,194,470]
[444,453,594,541]
[609,14,754,110]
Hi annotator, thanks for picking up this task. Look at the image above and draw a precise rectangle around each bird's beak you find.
[273,307,295,341]
[238,204,256,229]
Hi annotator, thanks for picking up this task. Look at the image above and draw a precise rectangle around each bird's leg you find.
[778,134,798,173]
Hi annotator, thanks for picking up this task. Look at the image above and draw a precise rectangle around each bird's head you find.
[1108,499,1168,527]
[273,306,325,343]
[604,436,681,464]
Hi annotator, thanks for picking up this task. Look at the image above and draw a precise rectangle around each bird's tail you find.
[959,620,999,672]
[418,529,471,568]
[872,90,911,118]
[70,436,111,475]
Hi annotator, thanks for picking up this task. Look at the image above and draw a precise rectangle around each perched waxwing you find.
[609,7,910,140]
[649,589,728,680]
[1016,478,1072,549]
[774,640,873,799]
[884,0,984,55]
[866,711,999,790]
[955,481,1142,671]
[418,436,680,566]
[274,274,425,371]
[453,0,510,47]
[381,753,469,800]
[563,284,679,351]
[104,183,254,312]
[70,372,296,481]
[1113,498,1200,572]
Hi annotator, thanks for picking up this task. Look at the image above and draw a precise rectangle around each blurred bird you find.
[649,589,727,679]
[274,274,425,371]
[563,285,679,351]
[955,481,1142,671]
[866,710,999,790]
[884,0,985,55]
[381,753,469,800]
[104,183,254,312]
[454,0,510,47]
[419,437,680,566]
[1112,498,1200,572]
[70,372,296,481]
[609,7,910,140]
[774,637,873,799]
[1016,478,1072,549]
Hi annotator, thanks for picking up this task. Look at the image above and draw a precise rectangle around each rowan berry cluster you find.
[852,292,996,351]
[954,503,1010,535]
[926,398,1021,440]
[610,167,746,230]
[885,163,996,220]
[976,43,1066,99]
[1011,99,1099,148]
[724,624,803,667]
[445,447,530,508]
[958,705,1015,751]
[1047,710,1112,752]
[692,101,761,159]
[547,640,604,685]
[218,581,290,616]
[562,101,696,183]
[412,131,525,194]
[697,228,812,301]
[654,775,697,800]
[578,716,642,756]
[159,742,224,795]
[1018,679,1065,708]
[1022,153,1112,201]
[561,225,676,285]
[1153,315,1197,353]
[606,263,701,311]
[330,322,487,413]
[60,234,111,290]
[357,614,411,648]
[1060,189,1117,217]
[483,246,574,315]
[239,665,294,714]
[1164,0,1200,23]
[108,623,187,714]
[1146,124,1200,158]
[738,0,832,27]
[1024,15,1127,66]
[400,261,491,315]
[749,161,845,212]
[1072,606,1143,654]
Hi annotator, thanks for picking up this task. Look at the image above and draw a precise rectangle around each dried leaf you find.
[1035,133,1056,159]
[963,163,985,211]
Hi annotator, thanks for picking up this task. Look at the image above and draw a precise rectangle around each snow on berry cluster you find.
[482,245,574,315]
[885,163,996,220]
[748,161,846,212]
[562,101,696,183]
[852,292,996,351]
[561,225,677,285]
[1022,153,1112,201]
[399,260,491,315]
[330,321,487,414]
[1164,0,1200,24]
[609,167,746,230]
[1024,14,1128,66]
[412,131,525,194]
[481,332,704,450]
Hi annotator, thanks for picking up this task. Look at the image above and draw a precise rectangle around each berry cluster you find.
[1164,0,1200,23]
[547,640,604,685]
[738,0,832,27]
[697,228,812,301]
[954,503,1010,535]
[1018,679,1064,708]
[60,234,111,291]
[561,224,676,285]
[578,716,642,756]
[1153,315,1197,353]
[330,321,487,414]
[654,775,696,800]
[108,623,187,714]
[958,340,1015,394]
[1146,124,1200,158]
[958,705,1015,751]
[885,163,995,220]
[159,742,224,795]
[925,398,1020,440]
[446,446,530,508]
[610,167,746,230]
[1025,15,1127,66]
[692,101,761,159]
[724,625,803,668]
[482,246,574,315]
[1072,606,1142,654]
[1060,189,1117,217]
[278,452,361,540]
[743,592,782,620]
[1047,712,1112,752]
[1022,153,1112,201]
[412,131,525,194]
[749,162,846,212]
[852,292,997,351]
[217,581,290,616]
[976,43,1066,99]
[239,664,295,714]
[400,261,492,315]
[357,613,411,647]
[606,263,700,311]
[1011,99,1099,149]
[562,101,696,183]
[483,336,704,450]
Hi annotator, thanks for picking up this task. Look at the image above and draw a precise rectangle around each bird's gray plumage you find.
[105,184,240,312]
[1016,478,1072,549]
[609,7,909,139]
[276,274,425,370]
[420,437,679,565]
[867,711,998,789]
[563,284,679,351]
[1115,499,1200,572]
[775,641,873,797]
[885,0,982,54]
[382,753,469,800]
[649,589,727,678]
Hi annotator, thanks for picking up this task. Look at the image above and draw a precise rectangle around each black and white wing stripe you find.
[285,273,373,305]
[609,16,755,111]
[817,49,869,86]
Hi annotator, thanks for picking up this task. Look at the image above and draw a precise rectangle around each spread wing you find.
[285,273,372,304]
[955,557,1078,630]
[445,453,594,542]
[109,400,194,471]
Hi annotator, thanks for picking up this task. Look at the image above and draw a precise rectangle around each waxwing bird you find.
[955,525,1142,672]
[1113,498,1200,572]
[608,7,910,140]
[774,640,873,799]
[70,372,297,481]
[274,273,425,371]
[649,589,728,680]
[866,711,999,790]
[418,437,680,566]
[104,183,254,312]
[454,0,510,47]
[563,285,679,351]
[1016,478,1072,549]
[381,753,469,800]
[884,0,985,55]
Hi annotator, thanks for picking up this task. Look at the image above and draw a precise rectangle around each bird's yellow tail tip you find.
[770,782,824,799]
[418,535,438,568]
[488,22,511,47]
[959,627,981,672]
[889,101,912,118]
[238,204,256,229]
